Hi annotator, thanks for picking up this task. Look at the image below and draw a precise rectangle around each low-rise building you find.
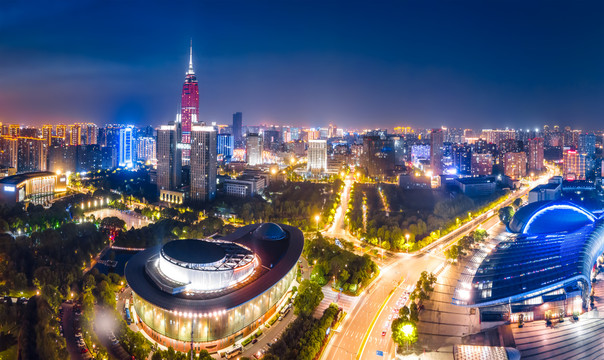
[528,182,561,203]
[454,176,497,197]
[398,174,431,189]
[224,175,267,197]
[0,171,67,204]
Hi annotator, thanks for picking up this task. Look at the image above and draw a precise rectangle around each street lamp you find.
[402,323,414,351]
[315,214,320,230]
[405,234,410,243]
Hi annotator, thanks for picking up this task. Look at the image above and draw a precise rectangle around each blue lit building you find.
[217,134,234,162]
[119,126,134,168]
[453,200,604,322]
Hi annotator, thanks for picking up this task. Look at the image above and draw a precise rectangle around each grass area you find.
[0,345,18,360]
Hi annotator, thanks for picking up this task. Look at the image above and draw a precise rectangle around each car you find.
[278,315,284,321]
[252,338,258,344]
[381,331,387,336]
[80,348,88,354]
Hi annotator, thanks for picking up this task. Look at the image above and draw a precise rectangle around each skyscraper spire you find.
[187,39,194,74]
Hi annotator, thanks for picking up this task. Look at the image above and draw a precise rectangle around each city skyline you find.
[2,1,604,130]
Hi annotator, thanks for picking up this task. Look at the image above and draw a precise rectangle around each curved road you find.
[321,173,551,360]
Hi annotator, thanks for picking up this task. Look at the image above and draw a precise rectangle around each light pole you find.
[402,323,414,351]
[315,214,320,231]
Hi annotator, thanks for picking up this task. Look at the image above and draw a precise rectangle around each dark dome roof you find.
[253,223,287,241]
[162,239,226,264]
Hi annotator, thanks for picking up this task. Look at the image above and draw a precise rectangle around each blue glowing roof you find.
[507,200,596,234]
[455,221,604,307]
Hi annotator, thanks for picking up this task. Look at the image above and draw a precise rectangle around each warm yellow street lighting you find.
[402,323,414,336]
[315,214,320,230]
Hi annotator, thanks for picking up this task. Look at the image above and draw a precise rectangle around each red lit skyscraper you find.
[180,42,199,145]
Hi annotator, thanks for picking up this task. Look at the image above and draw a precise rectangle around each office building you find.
[190,125,217,202]
[119,126,134,168]
[217,134,234,162]
[156,124,182,191]
[180,43,199,145]
[307,139,327,173]
[136,137,156,163]
[362,135,395,177]
[246,133,263,166]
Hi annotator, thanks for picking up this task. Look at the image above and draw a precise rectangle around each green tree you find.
[391,319,417,349]
[294,280,324,316]
[498,206,515,225]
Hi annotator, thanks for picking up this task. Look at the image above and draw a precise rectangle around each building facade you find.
[190,126,217,202]
[307,139,327,173]
[156,124,182,191]
[119,126,134,168]
[246,133,263,166]
[503,152,527,180]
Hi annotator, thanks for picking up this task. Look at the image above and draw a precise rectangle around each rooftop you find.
[0,171,58,185]
[161,239,226,265]
[125,223,303,312]
[456,176,496,184]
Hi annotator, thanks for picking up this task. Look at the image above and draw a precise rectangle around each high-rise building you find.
[430,128,444,175]
[0,137,18,169]
[452,144,472,175]
[481,129,516,146]
[17,137,47,173]
[190,126,217,202]
[362,135,395,178]
[527,137,544,172]
[246,133,263,166]
[578,133,596,157]
[42,125,53,146]
[563,150,586,180]
[8,125,20,138]
[307,140,327,173]
[157,124,182,191]
[263,128,280,151]
[217,134,234,162]
[503,152,527,180]
[67,124,81,146]
[136,137,156,163]
[55,124,67,140]
[119,126,134,168]
[233,112,243,146]
[180,42,199,145]
[79,123,98,145]
[471,153,493,176]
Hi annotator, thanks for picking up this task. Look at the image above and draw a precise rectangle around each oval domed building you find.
[125,223,303,352]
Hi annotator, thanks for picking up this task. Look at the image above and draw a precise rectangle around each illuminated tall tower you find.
[180,41,199,145]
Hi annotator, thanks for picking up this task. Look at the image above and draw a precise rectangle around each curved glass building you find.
[453,200,604,320]
[125,223,302,352]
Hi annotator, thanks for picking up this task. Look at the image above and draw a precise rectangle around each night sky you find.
[1,0,604,130]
